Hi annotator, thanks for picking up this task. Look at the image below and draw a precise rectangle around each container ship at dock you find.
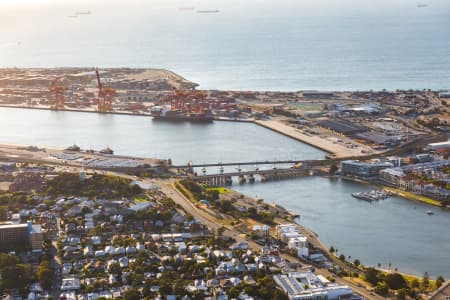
[151,105,214,123]
[152,89,214,123]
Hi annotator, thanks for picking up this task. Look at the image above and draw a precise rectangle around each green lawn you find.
[290,103,323,111]
[383,187,441,206]
[206,187,232,194]
[132,194,150,203]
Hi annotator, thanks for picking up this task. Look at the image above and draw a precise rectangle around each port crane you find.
[95,68,115,112]
[49,79,67,110]
[160,88,209,112]
[189,90,207,113]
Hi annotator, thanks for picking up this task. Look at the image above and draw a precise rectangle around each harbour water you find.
[0,107,449,278]
[1,0,450,91]
[233,177,450,278]
[0,107,325,164]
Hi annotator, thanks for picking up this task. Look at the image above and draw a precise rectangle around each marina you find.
[351,190,392,202]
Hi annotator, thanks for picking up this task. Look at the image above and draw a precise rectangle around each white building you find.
[287,236,309,258]
[252,225,270,237]
[276,224,309,258]
[275,224,300,239]
[60,278,80,291]
[274,272,352,300]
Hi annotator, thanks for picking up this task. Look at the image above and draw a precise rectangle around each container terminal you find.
[0,67,448,158]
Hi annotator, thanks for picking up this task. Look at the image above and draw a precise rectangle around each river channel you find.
[1,107,449,278]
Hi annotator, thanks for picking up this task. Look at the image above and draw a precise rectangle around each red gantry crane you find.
[95,68,116,112]
[49,79,67,110]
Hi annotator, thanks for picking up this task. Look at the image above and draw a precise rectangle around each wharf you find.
[0,143,163,170]
[254,119,371,158]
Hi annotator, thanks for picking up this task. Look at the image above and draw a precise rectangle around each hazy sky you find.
[1,0,450,15]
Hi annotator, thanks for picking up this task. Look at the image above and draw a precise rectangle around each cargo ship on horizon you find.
[197,9,220,14]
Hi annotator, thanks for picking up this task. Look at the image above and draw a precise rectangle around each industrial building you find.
[426,141,450,152]
[274,272,352,300]
[335,103,381,115]
[302,91,335,99]
[318,119,367,135]
[355,132,401,147]
[438,92,450,98]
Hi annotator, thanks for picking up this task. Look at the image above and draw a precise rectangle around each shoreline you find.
[0,105,336,155]
[0,104,152,117]
[231,187,428,280]
[382,186,443,207]
[341,176,444,207]
[254,119,333,155]
[253,119,376,158]
[0,104,255,123]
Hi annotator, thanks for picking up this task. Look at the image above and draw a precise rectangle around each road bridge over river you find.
[172,159,336,169]
[176,162,322,186]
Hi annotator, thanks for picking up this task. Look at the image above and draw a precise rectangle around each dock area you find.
[0,143,163,170]
[254,119,375,158]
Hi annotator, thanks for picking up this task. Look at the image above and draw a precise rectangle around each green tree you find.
[123,288,141,300]
[173,279,186,295]
[375,281,389,296]
[0,253,20,268]
[0,264,33,291]
[436,275,445,289]
[364,267,380,285]
[353,259,361,267]
[410,278,420,289]
[227,286,240,299]
[0,207,7,221]
[422,272,430,290]
[385,273,407,290]
[37,260,53,290]
[396,288,407,300]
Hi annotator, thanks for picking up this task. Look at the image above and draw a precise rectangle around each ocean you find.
[1,0,449,91]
